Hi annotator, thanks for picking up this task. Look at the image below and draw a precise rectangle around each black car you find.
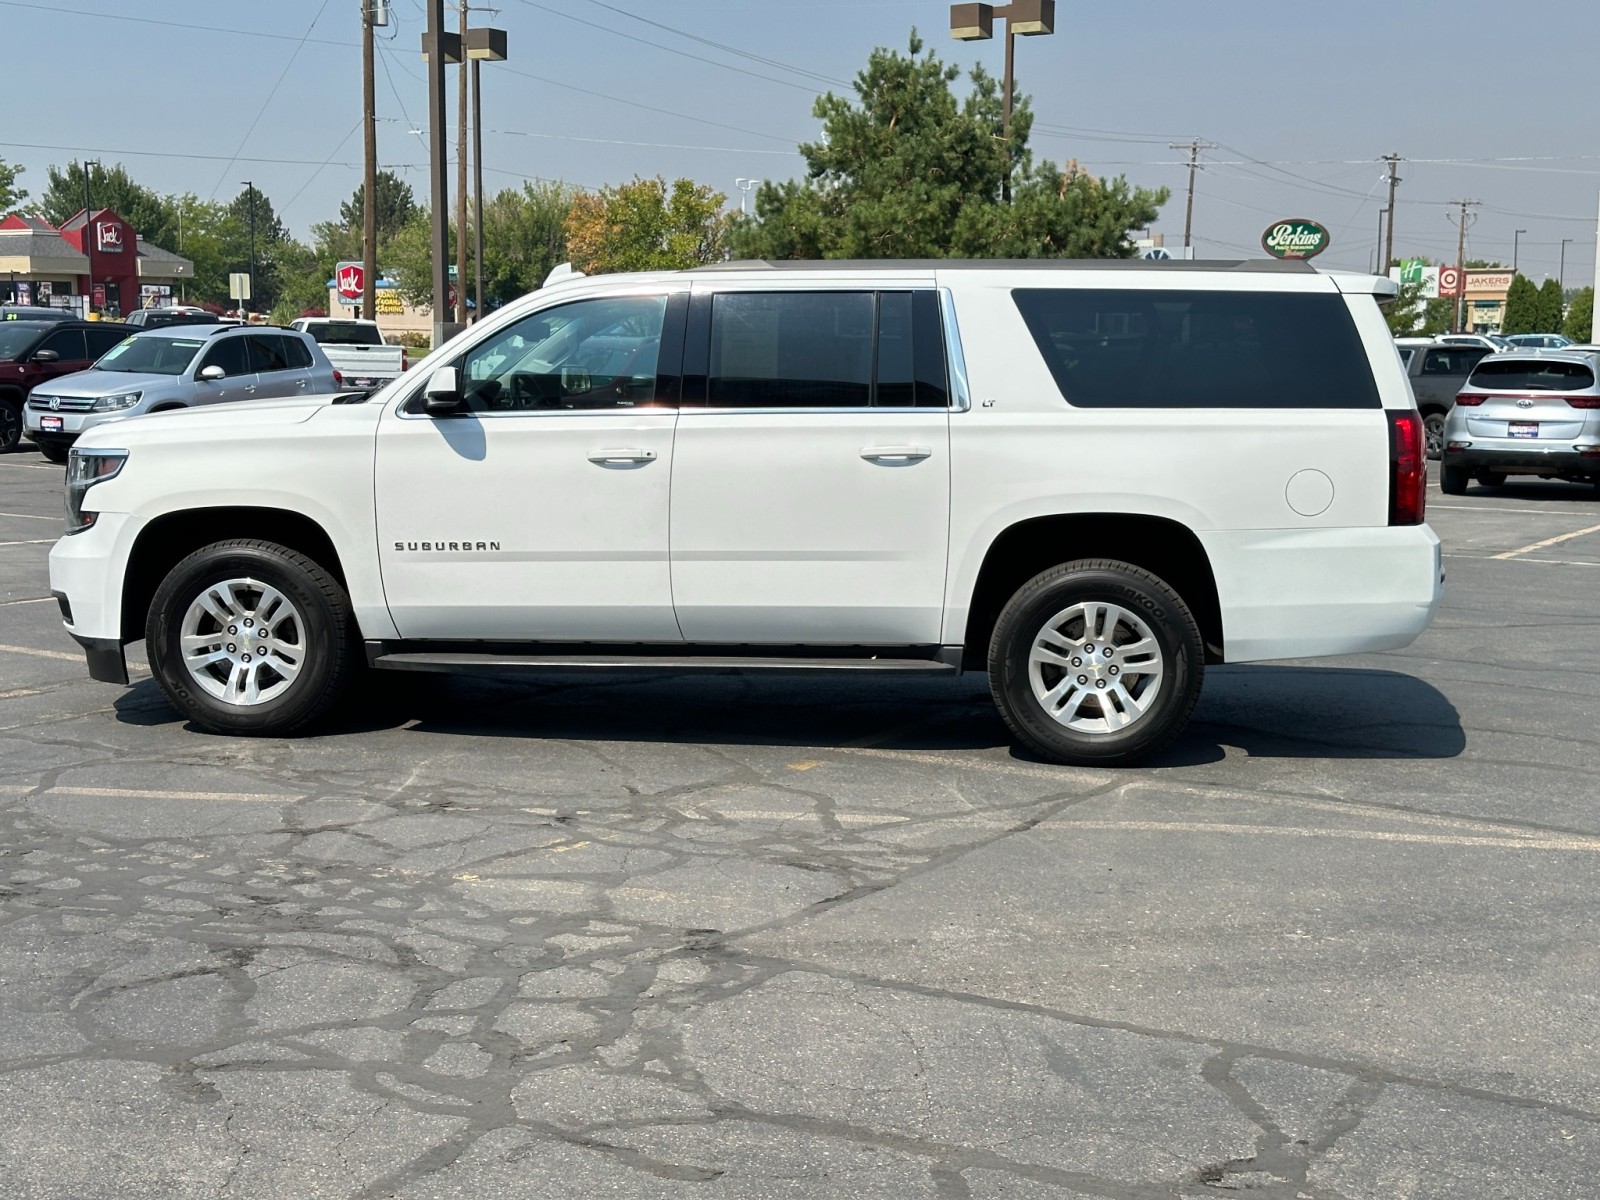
[1404,342,1497,460]
[123,308,224,330]
[0,320,131,451]
[0,304,75,324]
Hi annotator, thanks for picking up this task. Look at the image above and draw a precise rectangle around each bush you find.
[387,329,432,351]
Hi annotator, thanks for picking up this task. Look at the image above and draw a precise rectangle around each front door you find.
[375,290,685,642]
[194,335,257,406]
[670,288,952,645]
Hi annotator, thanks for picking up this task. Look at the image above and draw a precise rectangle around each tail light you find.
[401,347,409,372]
[332,369,343,388]
[1454,392,1486,407]
[1564,396,1600,409]
[1388,410,1426,527]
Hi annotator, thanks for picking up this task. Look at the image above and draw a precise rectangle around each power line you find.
[205,0,335,200]
[0,0,353,48]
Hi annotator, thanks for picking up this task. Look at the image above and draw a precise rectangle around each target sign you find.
[1438,266,1464,297]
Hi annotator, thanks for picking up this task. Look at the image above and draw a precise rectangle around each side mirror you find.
[31,349,59,364]
[423,365,463,416]
[198,364,226,382]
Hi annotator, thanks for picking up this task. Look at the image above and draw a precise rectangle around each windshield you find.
[1467,359,1596,392]
[0,324,42,360]
[95,335,205,376]
[304,322,382,346]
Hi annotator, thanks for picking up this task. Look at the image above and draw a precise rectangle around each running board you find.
[369,649,960,677]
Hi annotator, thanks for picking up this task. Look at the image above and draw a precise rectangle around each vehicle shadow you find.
[113,662,1465,766]
[1458,479,1600,504]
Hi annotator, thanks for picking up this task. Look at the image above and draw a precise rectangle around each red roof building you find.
[0,209,193,317]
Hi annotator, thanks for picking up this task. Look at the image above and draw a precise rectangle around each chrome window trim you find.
[939,288,972,413]
[677,407,944,417]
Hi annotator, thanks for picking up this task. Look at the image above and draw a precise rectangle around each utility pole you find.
[424,0,452,346]
[1448,199,1479,333]
[454,0,469,325]
[1169,139,1215,252]
[241,180,257,321]
[361,0,379,322]
[82,160,98,314]
[1381,153,1402,275]
[1560,238,1574,293]
[1512,229,1526,274]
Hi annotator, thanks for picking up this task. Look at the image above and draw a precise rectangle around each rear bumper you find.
[1200,524,1443,663]
[1447,444,1600,475]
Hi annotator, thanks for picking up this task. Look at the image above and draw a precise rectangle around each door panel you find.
[195,337,257,406]
[375,289,685,642]
[670,411,950,643]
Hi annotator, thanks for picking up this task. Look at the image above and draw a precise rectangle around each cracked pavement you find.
[2,453,1599,1198]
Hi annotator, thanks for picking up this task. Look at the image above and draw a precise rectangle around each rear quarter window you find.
[1012,288,1381,409]
[1467,359,1595,391]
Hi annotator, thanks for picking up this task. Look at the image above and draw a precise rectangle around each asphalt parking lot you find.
[1,451,1598,1200]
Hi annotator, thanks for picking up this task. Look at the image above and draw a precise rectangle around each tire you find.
[989,560,1204,766]
[0,397,20,453]
[1440,463,1469,495]
[145,540,358,735]
[36,441,68,464]
[1422,411,1446,461]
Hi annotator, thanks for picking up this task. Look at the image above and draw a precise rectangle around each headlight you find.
[90,391,142,412]
[64,448,128,535]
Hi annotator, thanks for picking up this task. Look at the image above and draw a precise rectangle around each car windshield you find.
[1467,359,1596,391]
[95,335,205,375]
[304,322,382,346]
[0,324,42,360]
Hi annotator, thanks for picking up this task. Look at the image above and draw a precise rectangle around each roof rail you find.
[688,257,1318,274]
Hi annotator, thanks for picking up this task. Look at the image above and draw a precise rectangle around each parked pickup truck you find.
[289,318,406,393]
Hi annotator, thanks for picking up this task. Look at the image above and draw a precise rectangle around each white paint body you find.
[51,264,1443,666]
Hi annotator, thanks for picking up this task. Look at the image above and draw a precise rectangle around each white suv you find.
[48,260,1442,766]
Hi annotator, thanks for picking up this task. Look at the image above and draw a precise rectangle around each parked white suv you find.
[48,260,1442,766]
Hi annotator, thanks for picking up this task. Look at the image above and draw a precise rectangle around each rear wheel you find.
[1422,411,1446,461]
[145,540,358,735]
[989,560,1203,767]
[1440,463,1469,495]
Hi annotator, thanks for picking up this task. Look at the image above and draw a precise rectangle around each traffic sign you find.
[228,273,251,301]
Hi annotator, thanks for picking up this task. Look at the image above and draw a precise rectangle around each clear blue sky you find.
[3,0,1597,285]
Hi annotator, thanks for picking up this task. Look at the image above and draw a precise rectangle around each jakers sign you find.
[1261,219,1330,261]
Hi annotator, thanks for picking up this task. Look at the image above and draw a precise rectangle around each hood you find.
[30,369,181,398]
[74,395,342,451]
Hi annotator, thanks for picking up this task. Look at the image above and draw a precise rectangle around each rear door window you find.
[1467,359,1596,391]
[1421,347,1490,376]
[282,335,314,369]
[1012,288,1381,409]
[247,334,292,374]
[85,327,129,358]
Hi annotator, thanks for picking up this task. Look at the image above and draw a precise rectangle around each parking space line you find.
[1062,819,1600,853]
[0,642,82,662]
[0,783,299,802]
[0,540,54,547]
[0,596,52,607]
[1443,553,1600,568]
[1430,504,1600,515]
[1491,522,1600,560]
[0,512,58,521]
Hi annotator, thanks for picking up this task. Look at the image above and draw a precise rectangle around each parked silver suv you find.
[1440,351,1600,494]
[23,325,340,462]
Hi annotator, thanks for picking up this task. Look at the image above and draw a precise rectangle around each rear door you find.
[1411,345,1492,409]
[669,286,952,645]
[246,333,307,398]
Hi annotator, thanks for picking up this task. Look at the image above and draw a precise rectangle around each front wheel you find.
[0,398,21,452]
[1440,463,1469,495]
[36,441,69,464]
[145,540,358,735]
[989,560,1204,766]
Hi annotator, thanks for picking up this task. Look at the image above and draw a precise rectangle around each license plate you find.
[40,415,62,432]
[353,378,375,388]
[1508,421,1538,438]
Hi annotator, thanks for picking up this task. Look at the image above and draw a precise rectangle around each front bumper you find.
[23,406,110,445]
[49,510,142,685]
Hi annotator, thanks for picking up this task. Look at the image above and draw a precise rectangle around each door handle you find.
[860,445,932,462]
[587,448,657,464]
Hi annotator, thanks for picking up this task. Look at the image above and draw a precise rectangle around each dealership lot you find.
[1,452,1598,1198]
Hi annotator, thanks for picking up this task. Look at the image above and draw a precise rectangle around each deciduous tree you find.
[1562,286,1594,343]
[0,158,25,213]
[565,177,728,275]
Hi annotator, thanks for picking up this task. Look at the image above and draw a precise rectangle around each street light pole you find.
[1513,229,1526,274]
[82,159,99,314]
[950,2,1055,202]
[1560,237,1574,294]
[422,4,459,346]
[465,27,507,324]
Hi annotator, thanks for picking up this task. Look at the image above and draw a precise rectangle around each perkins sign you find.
[1261,219,1330,261]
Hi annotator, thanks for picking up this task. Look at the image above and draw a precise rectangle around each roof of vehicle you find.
[127,323,297,340]
[1467,349,1599,365]
[0,305,73,321]
[689,257,1320,274]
